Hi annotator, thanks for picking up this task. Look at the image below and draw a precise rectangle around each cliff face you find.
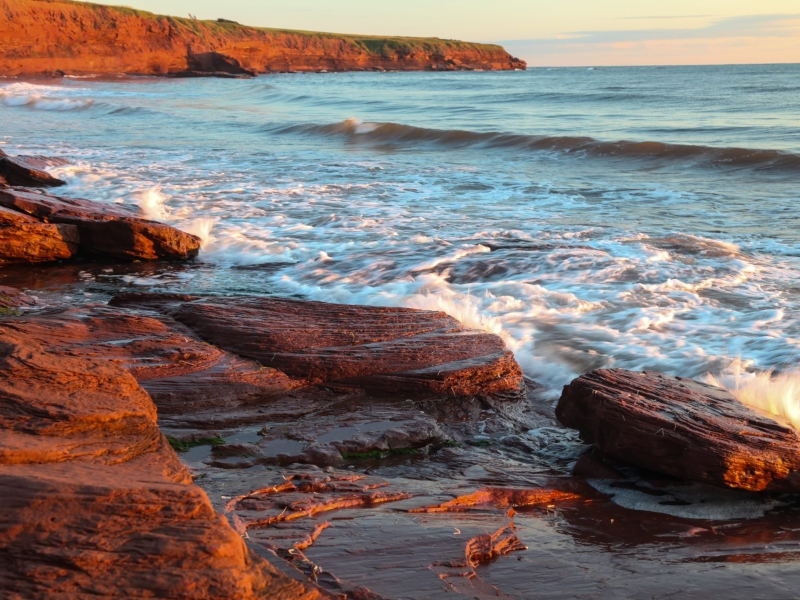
[0,0,526,76]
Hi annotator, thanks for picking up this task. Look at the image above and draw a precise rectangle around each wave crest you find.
[276,118,800,173]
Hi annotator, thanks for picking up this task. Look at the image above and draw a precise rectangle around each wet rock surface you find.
[0,328,319,599]
[110,292,525,401]
[0,204,79,264]
[557,368,800,493]
[5,269,800,597]
[0,149,66,187]
[0,188,201,261]
[1,303,303,429]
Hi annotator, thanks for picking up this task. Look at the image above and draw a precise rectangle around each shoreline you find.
[4,152,800,597]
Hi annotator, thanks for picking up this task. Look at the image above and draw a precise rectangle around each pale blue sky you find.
[106,0,800,65]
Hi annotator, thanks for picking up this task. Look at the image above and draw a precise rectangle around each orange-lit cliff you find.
[0,0,526,76]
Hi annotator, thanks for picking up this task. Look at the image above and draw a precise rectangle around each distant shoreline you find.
[0,0,526,78]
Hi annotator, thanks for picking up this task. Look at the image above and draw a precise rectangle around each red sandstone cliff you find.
[0,0,526,76]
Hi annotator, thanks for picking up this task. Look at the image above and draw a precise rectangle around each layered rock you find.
[0,0,526,76]
[0,329,319,598]
[0,150,66,187]
[0,188,201,261]
[1,304,302,428]
[0,205,78,264]
[110,293,525,400]
[556,368,800,493]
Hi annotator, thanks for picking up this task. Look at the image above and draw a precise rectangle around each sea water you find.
[2,65,800,397]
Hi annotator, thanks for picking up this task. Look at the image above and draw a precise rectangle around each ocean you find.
[2,64,800,396]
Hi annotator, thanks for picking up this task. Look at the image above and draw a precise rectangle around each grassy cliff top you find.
[48,0,506,55]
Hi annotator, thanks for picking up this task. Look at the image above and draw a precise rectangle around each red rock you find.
[0,188,201,261]
[0,205,78,263]
[0,0,525,76]
[408,488,580,513]
[0,285,36,310]
[109,293,525,400]
[2,305,302,428]
[0,149,65,187]
[556,368,800,493]
[0,329,320,598]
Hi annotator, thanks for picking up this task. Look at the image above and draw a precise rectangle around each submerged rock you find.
[110,293,525,401]
[0,188,201,261]
[556,368,800,493]
[0,330,319,598]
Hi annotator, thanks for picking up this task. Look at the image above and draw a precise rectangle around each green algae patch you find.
[167,436,226,453]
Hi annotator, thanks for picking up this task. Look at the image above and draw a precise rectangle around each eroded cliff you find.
[0,0,526,76]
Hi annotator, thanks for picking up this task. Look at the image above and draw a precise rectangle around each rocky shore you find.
[3,156,800,598]
[0,0,526,78]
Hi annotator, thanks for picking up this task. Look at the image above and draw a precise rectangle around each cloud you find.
[616,15,715,21]
[500,14,800,66]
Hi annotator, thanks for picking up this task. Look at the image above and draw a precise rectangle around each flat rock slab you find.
[0,149,65,187]
[0,188,200,261]
[2,305,303,428]
[0,328,319,598]
[110,293,525,401]
[556,368,800,493]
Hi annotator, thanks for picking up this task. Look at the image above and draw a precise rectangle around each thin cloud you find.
[616,15,715,20]
[501,13,800,45]
[498,14,800,66]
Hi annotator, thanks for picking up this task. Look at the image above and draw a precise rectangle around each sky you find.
[105,0,800,66]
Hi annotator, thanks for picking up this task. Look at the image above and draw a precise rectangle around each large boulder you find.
[0,188,201,261]
[556,368,800,493]
[0,328,320,598]
[110,293,525,400]
[0,204,78,263]
[0,149,66,187]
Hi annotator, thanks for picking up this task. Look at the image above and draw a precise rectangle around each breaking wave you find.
[0,83,93,111]
[708,360,800,431]
[276,118,800,172]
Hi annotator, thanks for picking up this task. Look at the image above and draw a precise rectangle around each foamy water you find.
[2,67,800,399]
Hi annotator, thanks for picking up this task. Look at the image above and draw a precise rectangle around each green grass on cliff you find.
[51,0,505,55]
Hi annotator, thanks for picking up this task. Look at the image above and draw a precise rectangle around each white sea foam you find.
[138,186,171,221]
[708,360,800,430]
[0,83,93,111]
[588,478,783,520]
[11,93,800,410]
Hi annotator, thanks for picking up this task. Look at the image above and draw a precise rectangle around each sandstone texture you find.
[556,368,800,493]
[0,187,201,262]
[0,0,526,77]
[0,205,79,264]
[110,292,525,400]
[0,328,320,598]
[0,149,66,187]
[2,303,302,428]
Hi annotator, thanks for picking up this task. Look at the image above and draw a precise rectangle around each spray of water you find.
[707,359,800,430]
[138,186,170,221]
[183,218,215,247]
